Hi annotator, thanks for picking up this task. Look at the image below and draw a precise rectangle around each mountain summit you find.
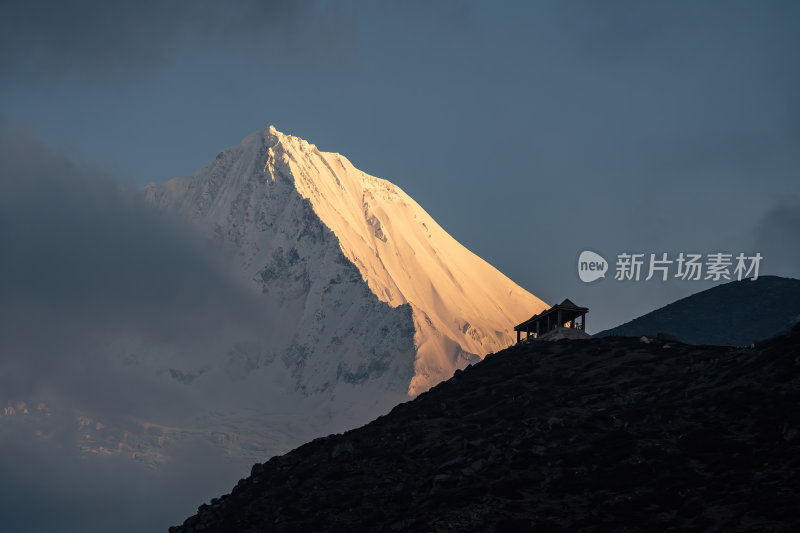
[144,126,546,440]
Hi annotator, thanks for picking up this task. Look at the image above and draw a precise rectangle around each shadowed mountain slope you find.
[596,275,800,346]
[170,324,800,532]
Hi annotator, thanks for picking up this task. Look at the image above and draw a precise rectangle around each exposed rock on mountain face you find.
[596,275,800,346]
[171,324,800,532]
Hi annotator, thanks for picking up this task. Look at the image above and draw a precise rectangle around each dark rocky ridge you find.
[596,275,800,346]
[171,325,800,532]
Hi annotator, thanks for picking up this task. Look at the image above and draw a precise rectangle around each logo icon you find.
[578,250,608,283]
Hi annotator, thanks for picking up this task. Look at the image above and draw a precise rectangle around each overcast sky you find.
[1,1,799,529]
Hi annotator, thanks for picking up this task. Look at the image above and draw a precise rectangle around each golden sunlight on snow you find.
[268,128,548,394]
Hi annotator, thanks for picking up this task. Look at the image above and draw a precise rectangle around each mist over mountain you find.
[595,276,800,345]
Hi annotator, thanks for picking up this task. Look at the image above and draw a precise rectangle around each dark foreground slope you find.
[596,275,800,346]
[171,325,800,532]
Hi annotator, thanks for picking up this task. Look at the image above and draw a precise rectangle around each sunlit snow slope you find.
[145,126,546,395]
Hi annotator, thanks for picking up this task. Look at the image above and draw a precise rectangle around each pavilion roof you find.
[514,299,589,331]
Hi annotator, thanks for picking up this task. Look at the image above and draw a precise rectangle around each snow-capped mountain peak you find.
[146,126,547,397]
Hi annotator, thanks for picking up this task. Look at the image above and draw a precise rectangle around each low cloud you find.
[0,422,245,532]
[0,125,272,414]
[0,125,273,530]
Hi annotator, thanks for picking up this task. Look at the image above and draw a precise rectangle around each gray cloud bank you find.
[0,125,271,530]
[0,427,239,532]
[0,124,272,410]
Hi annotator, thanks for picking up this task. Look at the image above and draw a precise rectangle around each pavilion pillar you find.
[517,330,520,342]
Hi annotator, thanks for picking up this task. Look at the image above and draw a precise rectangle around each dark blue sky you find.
[2,0,799,331]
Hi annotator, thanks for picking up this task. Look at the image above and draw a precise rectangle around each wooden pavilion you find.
[514,298,588,342]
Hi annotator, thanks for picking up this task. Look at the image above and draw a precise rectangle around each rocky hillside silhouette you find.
[595,275,800,346]
[170,324,800,532]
